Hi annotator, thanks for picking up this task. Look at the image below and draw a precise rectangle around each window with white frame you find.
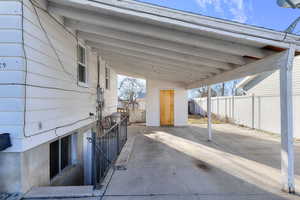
[105,66,110,90]
[77,44,87,84]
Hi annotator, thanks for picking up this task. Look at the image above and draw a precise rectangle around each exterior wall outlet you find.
[38,122,43,130]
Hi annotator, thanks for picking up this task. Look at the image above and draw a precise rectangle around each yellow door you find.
[160,90,174,126]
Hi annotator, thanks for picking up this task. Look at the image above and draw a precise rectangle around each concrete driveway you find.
[102,124,300,200]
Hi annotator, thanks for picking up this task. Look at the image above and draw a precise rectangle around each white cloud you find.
[195,0,250,23]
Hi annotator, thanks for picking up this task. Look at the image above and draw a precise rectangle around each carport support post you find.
[280,45,295,193]
[207,86,212,141]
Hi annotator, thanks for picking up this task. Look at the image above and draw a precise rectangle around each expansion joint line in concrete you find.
[102,192,270,197]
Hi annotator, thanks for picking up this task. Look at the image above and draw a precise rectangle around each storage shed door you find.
[160,90,174,126]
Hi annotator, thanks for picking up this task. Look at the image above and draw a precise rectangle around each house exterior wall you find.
[0,124,94,193]
[146,79,188,126]
[247,71,279,96]
[0,0,118,193]
[247,56,300,96]
[0,0,25,150]
[21,0,94,151]
[1,0,118,152]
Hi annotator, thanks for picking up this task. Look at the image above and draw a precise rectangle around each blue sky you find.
[137,0,300,33]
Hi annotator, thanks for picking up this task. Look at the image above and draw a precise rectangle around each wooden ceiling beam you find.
[49,3,272,58]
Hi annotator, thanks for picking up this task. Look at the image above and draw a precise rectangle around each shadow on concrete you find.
[156,125,300,175]
[103,125,300,200]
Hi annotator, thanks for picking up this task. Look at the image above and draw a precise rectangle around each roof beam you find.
[95,46,222,74]
[82,33,234,70]
[116,68,186,86]
[187,51,289,89]
[69,22,247,65]
[104,58,210,79]
[48,3,271,58]
[100,51,219,75]
[111,63,191,83]
[111,63,204,82]
[104,58,210,77]
[87,40,231,70]
[115,70,145,80]
[100,50,221,74]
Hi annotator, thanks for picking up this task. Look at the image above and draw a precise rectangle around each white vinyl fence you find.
[193,95,300,138]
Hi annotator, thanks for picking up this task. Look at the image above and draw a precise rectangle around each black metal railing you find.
[89,115,128,188]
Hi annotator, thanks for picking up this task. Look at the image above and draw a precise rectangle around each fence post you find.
[125,117,128,141]
[258,96,261,129]
[252,94,255,129]
[232,95,235,122]
[207,86,212,141]
[217,96,220,117]
[117,125,120,155]
[225,97,227,118]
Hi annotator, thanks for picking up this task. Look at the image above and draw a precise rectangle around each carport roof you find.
[47,0,300,88]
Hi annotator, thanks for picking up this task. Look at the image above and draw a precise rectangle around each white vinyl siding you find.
[248,71,279,96]
[22,0,95,140]
[248,56,300,96]
[0,1,25,140]
[10,0,118,151]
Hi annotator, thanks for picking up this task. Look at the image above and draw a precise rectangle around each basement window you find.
[50,140,59,179]
[77,44,88,86]
[50,134,78,179]
[105,66,110,90]
[60,135,71,170]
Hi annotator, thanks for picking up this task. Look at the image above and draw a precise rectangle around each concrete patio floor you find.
[101,123,300,200]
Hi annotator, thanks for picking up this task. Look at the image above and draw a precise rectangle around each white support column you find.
[280,45,295,193]
[252,94,255,129]
[232,95,235,121]
[207,86,212,141]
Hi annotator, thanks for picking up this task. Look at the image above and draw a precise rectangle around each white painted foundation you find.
[146,79,188,126]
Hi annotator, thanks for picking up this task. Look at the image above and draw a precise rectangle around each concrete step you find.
[23,186,101,199]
